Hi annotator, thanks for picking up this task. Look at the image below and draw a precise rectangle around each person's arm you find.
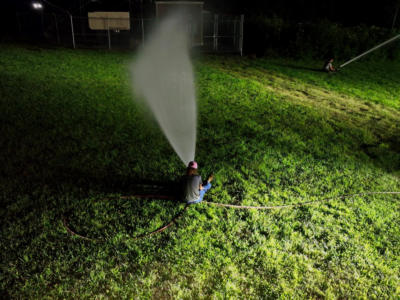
[198,176,203,190]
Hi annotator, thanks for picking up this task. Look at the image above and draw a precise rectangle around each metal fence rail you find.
[15,12,244,54]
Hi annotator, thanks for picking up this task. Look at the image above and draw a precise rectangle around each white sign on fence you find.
[88,12,130,30]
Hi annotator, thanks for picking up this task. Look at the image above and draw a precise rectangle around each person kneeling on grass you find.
[323,57,336,73]
[181,161,213,204]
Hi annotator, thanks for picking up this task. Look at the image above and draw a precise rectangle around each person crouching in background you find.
[323,57,336,73]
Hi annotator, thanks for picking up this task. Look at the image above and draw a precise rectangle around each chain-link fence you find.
[15,12,243,54]
[203,14,244,54]
[71,16,155,49]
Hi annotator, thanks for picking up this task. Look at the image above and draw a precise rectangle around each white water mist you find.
[131,12,197,166]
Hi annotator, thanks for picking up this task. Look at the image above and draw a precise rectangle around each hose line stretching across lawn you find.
[62,191,400,242]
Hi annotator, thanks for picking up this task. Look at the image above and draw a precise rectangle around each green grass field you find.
[1,44,399,299]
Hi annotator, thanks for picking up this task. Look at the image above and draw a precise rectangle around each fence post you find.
[70,14,76,49]
[141,18,145,46]
[53,13,60,44]
[40,11,44,37]
[239,14,244,56]
[233,19,237,48]
[393,4,399,30]
[188,21,193,46]
[16,13,22,36]
[107,18,111,49]
[213,14,218,51]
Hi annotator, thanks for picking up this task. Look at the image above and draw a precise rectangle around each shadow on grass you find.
[1,159,179,197]
[273,63,327,73]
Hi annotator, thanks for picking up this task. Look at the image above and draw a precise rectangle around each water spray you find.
[340,34,400,68]
[131,12,197,166]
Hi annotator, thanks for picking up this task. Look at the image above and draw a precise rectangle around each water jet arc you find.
[131,12,197,166]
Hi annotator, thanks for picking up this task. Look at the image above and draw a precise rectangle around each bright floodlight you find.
[32,2,43,10]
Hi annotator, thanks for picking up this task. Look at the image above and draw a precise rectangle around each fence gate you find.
[202,13,244,55]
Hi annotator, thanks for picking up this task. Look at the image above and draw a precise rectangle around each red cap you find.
[188,161,198,169]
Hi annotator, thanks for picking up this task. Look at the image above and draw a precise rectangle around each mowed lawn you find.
[1,44,399,299]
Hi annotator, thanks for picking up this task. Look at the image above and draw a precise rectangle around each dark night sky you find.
[1,0,400,30]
